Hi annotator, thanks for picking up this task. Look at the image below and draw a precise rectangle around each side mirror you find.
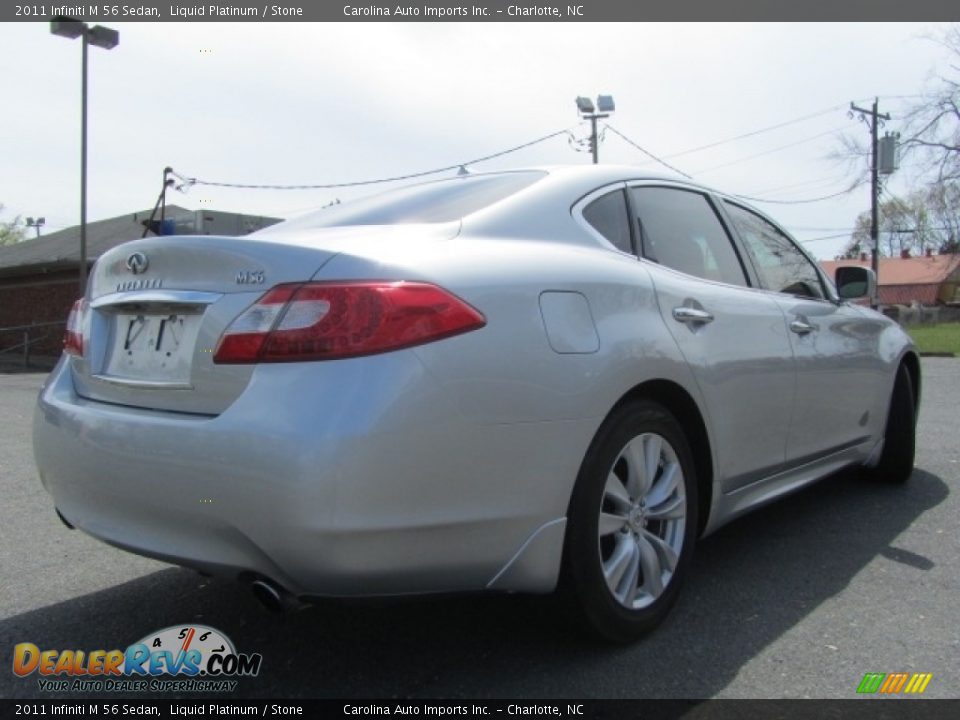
[835,265,876,301]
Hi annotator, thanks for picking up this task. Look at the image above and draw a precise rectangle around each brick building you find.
[0,206,279,359]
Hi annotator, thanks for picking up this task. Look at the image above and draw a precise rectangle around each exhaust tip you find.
[56,509,75,530]
[251,579,295,613]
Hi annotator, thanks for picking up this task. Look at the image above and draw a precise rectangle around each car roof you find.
[460,164,731,201]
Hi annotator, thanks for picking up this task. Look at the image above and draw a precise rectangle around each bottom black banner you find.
[2,699,958,720]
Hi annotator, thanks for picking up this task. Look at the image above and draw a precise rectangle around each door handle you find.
[790,319,815,335]
[672,306,714,324]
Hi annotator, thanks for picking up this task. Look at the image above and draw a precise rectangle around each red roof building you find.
[820,253,960,305]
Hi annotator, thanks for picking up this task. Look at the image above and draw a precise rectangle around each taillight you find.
[63,298,86,357]
[213,281,486,364]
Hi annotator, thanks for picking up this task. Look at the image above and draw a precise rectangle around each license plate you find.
[104,312,202,385]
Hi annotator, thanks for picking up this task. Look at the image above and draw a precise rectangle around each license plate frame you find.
[102,311,203,386]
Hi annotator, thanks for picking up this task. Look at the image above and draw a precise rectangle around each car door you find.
[624,184,797,492]
[720,200,889,465]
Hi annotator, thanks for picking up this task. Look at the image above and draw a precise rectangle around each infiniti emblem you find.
[126,252,149,275]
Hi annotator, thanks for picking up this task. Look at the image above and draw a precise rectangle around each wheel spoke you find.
[616,541,641,606]
[646,461,680,508]
[643,528,679,573]
[623,437,647,499]
[646,495,685,521]
[643,435,663,496]
[598,511,628,537]
[602,534,633,590]
[604,471,631,508]
[636,533,664,597]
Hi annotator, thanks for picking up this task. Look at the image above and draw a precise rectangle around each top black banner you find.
[5,0,960,22]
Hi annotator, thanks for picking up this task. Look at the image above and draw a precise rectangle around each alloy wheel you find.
[598,432,687,610]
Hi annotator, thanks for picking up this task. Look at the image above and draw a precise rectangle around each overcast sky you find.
[0,21,954,258]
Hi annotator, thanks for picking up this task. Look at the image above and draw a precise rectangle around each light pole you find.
[575,95,615,164]
[25,217,45,238]
[51,17,119,296]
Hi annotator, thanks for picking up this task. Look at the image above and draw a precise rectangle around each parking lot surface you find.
[2,360,957,699]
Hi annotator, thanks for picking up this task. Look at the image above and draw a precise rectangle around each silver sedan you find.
[34,166,919,640]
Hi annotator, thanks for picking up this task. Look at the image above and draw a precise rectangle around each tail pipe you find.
[250,578,300,613]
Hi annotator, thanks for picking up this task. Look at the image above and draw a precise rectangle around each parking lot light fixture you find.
[25,217,46,238]
[575,94,615,164]
[50,16,119,296]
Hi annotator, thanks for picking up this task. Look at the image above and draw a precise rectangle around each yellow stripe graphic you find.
[904,674,921,693]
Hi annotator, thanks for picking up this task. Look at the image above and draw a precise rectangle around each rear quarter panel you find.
[315,237,714,524]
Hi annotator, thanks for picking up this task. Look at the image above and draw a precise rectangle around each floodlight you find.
[89,25,119,50]
[575,96,595,114]
[51,18,85,39]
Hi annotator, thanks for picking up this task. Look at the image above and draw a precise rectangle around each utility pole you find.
[850,98,890,307]
[589,114,600,164]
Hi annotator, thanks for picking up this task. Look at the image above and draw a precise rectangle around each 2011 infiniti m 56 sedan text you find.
[34,166,919,639]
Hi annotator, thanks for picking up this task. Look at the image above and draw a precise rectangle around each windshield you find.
[267,171,547,231]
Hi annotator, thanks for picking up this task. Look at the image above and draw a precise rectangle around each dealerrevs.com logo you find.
[13,625,262,693]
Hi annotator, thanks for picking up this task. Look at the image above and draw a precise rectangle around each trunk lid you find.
[72,224,458,415]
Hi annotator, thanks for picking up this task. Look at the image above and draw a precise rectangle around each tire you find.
[562,400,698,642]
[866,364,916,484]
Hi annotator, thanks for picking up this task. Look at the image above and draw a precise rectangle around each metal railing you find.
[0,321,66,368]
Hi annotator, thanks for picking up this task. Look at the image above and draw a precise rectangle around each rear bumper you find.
[34,355,589,597]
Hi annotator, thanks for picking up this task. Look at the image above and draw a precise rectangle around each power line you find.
[796,223,960,245]
[658,103,849,161]
[789,225,859,232]
[173,128,576,191]
[738,172,855,198]
[797,232,853,244]
[732,187,859,205]
[692,124,857,175]
[602,124,693,179]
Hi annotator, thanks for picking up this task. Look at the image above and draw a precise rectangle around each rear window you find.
[271,171,547,230]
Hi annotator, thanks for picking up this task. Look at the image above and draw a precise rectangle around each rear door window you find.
[629,187,748,287]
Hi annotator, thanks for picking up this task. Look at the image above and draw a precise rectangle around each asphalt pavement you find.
[1,360,957,699]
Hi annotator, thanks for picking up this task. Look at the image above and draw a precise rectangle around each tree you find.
[844,193,929,257]
[0,204,26,246]
[924,181,960,252]
[899,25,960,184]
[842,185,960,257]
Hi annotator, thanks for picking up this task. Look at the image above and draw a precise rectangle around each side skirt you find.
[702,439,873,536]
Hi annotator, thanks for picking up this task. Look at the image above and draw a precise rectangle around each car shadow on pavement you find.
[1,468,948,699]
